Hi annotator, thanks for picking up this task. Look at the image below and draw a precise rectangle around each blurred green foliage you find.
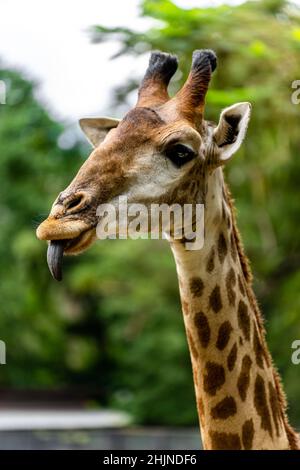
[0,0,300,426]
[0,69,107,389]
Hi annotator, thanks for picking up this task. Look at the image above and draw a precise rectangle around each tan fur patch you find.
[197,397,205,417]
[181,300,189,316]
[194,311,210,348]
[187,330,199,360]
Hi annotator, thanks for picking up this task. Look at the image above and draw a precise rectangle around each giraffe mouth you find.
[47,228,96,281]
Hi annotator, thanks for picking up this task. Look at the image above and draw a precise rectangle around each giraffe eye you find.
[164,143,196,168]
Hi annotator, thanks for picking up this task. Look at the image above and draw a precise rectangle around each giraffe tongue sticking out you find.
[47,240,66,281]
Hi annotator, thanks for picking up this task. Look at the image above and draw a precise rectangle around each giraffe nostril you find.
[64,193,88,213]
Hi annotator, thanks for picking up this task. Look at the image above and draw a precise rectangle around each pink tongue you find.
[47,240,66,281]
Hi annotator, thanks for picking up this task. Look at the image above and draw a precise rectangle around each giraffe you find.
[36,50,299,450]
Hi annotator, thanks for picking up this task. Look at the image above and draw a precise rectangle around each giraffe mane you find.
[223,183,252,284]
[224,182,299,449]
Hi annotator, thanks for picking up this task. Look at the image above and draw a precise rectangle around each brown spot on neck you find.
[206,246,215,273]
[194,312,211,349]
[226,267,236,306]
[209,285,222,313]
[209,431,241,450]
[238,299,251,341]
[242,419,254,449]
[254,374,273,438]
[253,325,265,369]
[268,381,282,437]
[227,342,237,372]
[216,321,233,351]
[211,396,237,420]
[230,232,238,262]
[203,361,225,396]
[189,277,204,298]
[238,274,246,297]
[237,354,252,401]
[217,232,227,264]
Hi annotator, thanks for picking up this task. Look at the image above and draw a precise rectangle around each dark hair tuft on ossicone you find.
[144,51,178,85]
[192,49,217,74]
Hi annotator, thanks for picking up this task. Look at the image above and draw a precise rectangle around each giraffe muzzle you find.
[43,226,96,281]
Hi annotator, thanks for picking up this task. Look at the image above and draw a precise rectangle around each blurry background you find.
[0,0,300,449]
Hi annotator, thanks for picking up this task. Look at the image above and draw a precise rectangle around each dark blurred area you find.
[0,0,299,435]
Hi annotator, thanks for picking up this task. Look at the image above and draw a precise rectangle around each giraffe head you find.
[36,50,251,280]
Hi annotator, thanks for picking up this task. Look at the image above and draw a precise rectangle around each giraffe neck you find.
[170,168,298,450]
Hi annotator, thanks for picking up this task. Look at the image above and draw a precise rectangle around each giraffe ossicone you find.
[36,50,299,450]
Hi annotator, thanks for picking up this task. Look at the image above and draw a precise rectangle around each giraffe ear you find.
[213,102,251,161]
[79,117,120,148]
